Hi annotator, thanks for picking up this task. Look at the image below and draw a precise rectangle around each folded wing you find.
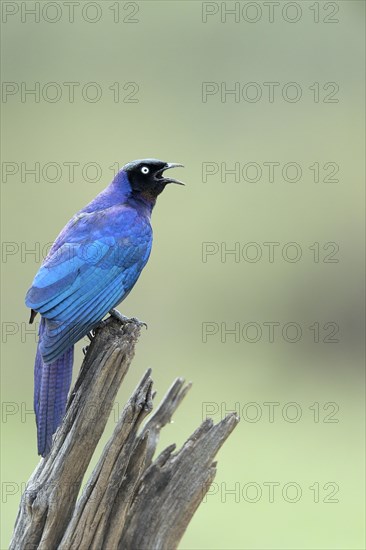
[26,207,152,363]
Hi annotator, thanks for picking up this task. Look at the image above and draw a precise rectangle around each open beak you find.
[158,163,185,185]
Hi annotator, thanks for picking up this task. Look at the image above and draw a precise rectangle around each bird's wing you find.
[25,207,152,362]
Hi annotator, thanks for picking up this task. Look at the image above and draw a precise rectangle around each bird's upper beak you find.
[157,163,185,185]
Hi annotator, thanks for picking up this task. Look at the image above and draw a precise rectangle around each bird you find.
[25,158,184,457]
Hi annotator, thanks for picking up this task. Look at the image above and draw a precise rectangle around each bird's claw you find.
[129,317,148,329]
[109,308,147,329]
[82,345,89,356]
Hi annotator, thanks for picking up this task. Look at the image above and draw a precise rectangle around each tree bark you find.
[10,316,239,549]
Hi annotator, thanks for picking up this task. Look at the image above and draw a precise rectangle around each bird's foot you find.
[82,345,89,356]
[109,308,147,329]
[88,310,147,339]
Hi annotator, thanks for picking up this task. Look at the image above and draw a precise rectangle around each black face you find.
[123,158,184,201]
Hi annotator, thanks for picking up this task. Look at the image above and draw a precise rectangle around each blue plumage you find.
[26,159,184,456]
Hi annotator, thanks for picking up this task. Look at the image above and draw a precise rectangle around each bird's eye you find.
[141,166,149,175]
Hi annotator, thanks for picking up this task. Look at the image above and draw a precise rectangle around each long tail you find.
[34,318,74,457]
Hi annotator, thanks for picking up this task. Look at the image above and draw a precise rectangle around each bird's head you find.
[122,158,184,203]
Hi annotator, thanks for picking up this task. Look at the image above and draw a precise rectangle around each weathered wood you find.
[119,414,238,550]
[10,316,239,549]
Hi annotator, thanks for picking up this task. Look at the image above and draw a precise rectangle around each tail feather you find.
[35,319,74,457]
[53,346,73,431]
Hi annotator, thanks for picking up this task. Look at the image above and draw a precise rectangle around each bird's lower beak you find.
[159,163,185,185]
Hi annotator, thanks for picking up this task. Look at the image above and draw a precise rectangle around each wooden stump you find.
[10,317,239,549]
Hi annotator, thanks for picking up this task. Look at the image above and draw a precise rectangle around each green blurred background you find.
[1,1,365,548]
